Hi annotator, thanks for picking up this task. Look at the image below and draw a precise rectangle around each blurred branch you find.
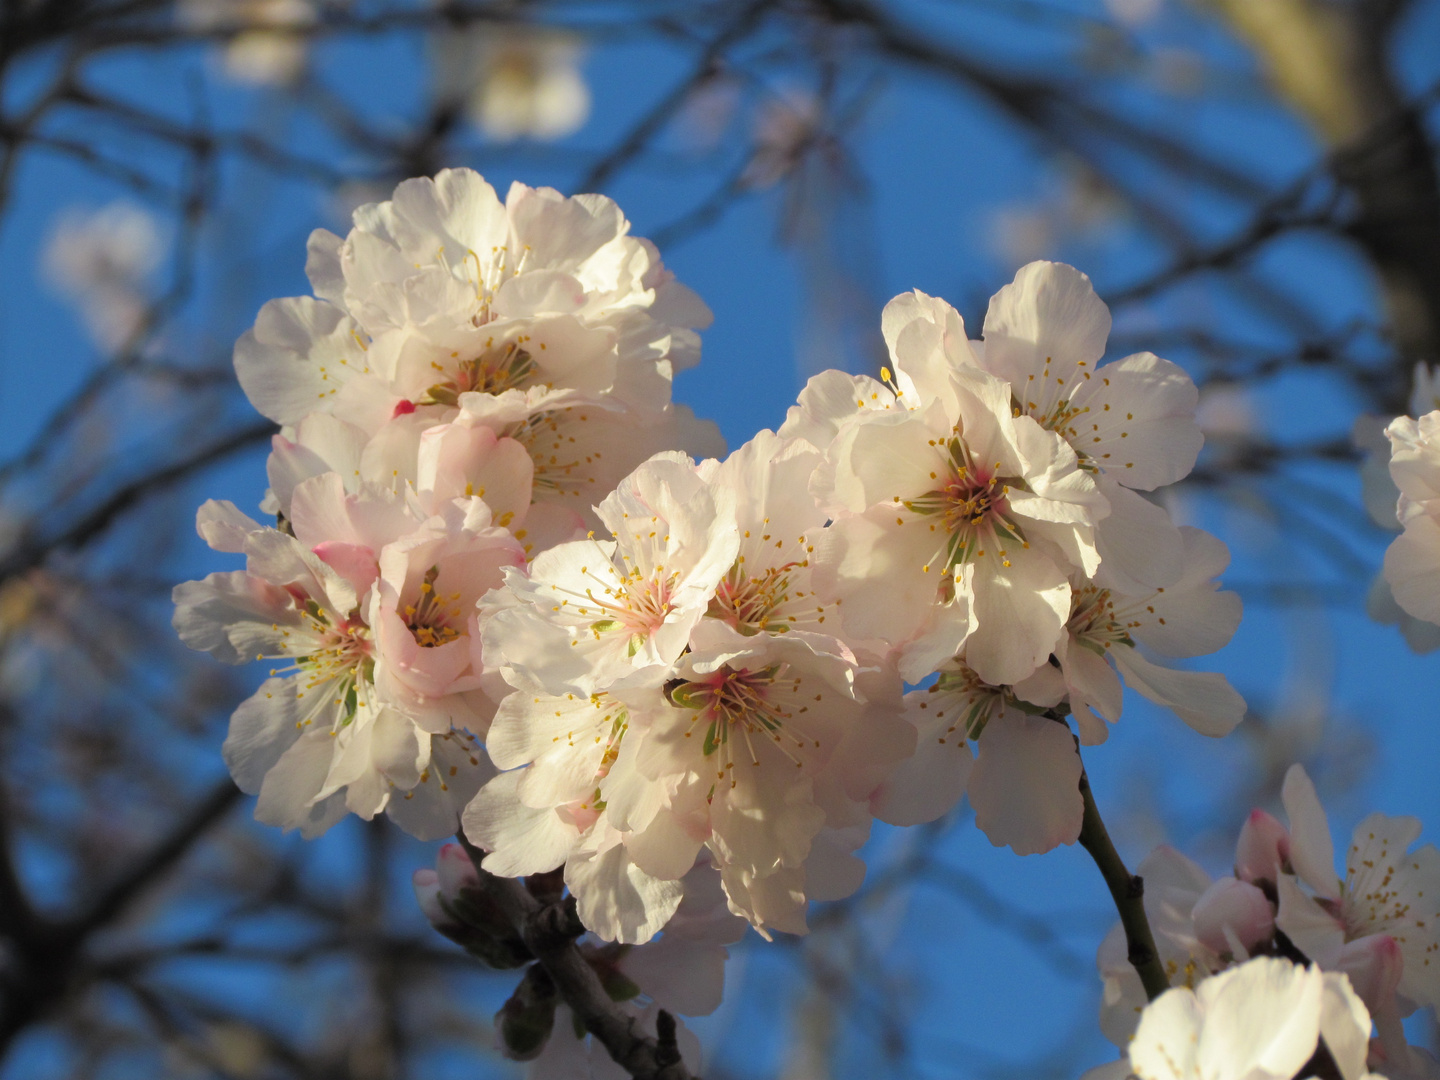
[0,420,274,586]
[582,0,769,191]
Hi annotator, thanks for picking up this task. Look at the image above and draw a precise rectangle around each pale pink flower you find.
[1273,765,1440,1033]
[478,453,739,697]
[965,262,1202,594]
[812,291,1108,685]
[1015,525,1245,745]
[1086,957,1377,1080]
[1383,412,1440,625]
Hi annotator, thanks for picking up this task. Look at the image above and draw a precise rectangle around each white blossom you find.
[964,262,1202,594]
[1086,957,1378,1080]
[810,289,1109,685]
[436,26,591,142]
[43,202,163,351]
[1016,525,1245,744]
[179,0,317,85]
[1273,765,1440,1033]
[1383,412,1440,625]
[233,168,720,527]
[479,453,740,697]
[173,480,519,839]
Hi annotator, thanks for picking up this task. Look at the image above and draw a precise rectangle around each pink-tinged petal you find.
[1281,764,1341,900]
[969,713,1082,856]
[1235,809,1290,886]
[172,571,300,665]
[435,841,480,900]
[1191,877,1274,956]
[311,541,379,598]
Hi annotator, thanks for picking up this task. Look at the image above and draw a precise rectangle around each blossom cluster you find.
[176,170,1247,958]
[1091,764,1440,1079]
[175,168,718,841]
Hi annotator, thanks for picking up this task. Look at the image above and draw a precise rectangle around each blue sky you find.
[1,1,1439,1075]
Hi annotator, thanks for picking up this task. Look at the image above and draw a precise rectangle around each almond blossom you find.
[1084,957,1380,1080]
[478,452,739,698]
[233,168,721,529]
[1271,765,1440,1052]
[1383,411,1440,625]
[1016,525,1245,745]
[173,477,521,839]
[809,290,1109,685]
[966,261,1203,593]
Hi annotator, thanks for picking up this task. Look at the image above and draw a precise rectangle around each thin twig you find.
[1076,768,1169,1002]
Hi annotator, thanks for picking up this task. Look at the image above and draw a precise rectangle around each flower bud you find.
[495,964,558,1061]
[1234,808,1290,886]
[1192,876,1275,956]
[413,845,531,969]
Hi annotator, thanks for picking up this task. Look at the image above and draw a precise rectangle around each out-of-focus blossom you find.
[436,26,591,142]
[1383,412,1440,625]
[43,202,163,351]
[741,92,825,190]
[1105,0,1163,27]
[179,0,317,85]
[1085,956,1378,1080]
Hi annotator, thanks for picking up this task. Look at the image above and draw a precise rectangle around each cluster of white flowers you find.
[175,168,717,842]
[1087,955,1387,1080]
[177,171,1260,1061]
[1092,764,1440,1079]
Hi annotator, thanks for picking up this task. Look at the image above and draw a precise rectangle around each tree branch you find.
[458,840,695,1080]
[1076,768,1169,1002]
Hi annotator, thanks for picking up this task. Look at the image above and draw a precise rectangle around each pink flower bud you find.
[412,868,452,931]
[1192,876,1275,956]
[1234,808,1290,885]
[436,842,480,900]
